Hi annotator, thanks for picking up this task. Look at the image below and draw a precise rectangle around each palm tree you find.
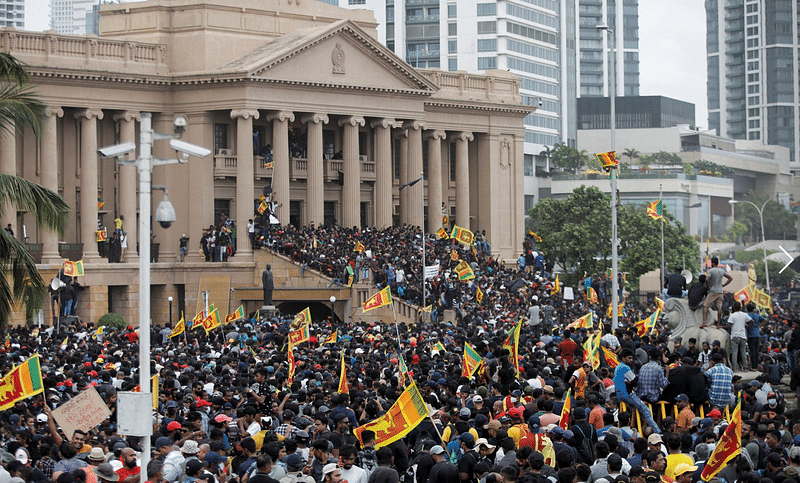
[0,53,69,325]
[539,145,554,173]
[622,148,639,164]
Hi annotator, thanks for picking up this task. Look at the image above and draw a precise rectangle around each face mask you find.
[768,399,777,405]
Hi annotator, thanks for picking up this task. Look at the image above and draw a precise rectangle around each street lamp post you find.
[598,24,619,330]
[330,296,336,325]
[729,198,771,293]
[168,296,173,328]
[99,113,210,483]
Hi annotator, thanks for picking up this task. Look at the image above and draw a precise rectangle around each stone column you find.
[455,131,473,229]
[266,111,294,224]
[339,116,365,228]
[426,130,446,234]
[231,109,259,258]
[76,109,104,260]
[397,129,408,224]
[114,111,140,263]
[186,112,215,261]
[302,113,329,228]
[371,118,395,229]
[41,108,63,263]
[404,120,425,228]
[0,119,15,229]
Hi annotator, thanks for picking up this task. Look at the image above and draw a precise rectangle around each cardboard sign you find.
[51,386,111,439]
[563,287,575,300]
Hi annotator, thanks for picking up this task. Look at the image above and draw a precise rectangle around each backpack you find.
[358,448,378,475]
[575,425,596,465]
[412,431,438,457]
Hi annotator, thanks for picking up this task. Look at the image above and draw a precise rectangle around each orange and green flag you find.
[587,287,598,304]
[595,151,618,172]
[257,200,268,215]
[337,352,349,394]
[462,343,483,378]
[0,355,44,411]
[558,388,572,429]
[362,286,393,312]
[583,331,602,370]
[602,346,619,368]
[647,199,663,220]
[354,241,365,253]
[567,313,593,330]
[202,308,221,334]
[225,305,245,324]
[450,225,474,245]
[502,318,523,375]
[63,260,85,277]
[292,307,312,329]
[398,356,409,387]
[634,309,660,337]
[701,395,741,481]
[436,227,449,240]
[606,303,625,318]
[288,323,310,347]
[191,310,205,330]
[432,341,446,354]
[353,382,428,449]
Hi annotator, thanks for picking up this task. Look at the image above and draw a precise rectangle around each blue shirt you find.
[746,312,763,339]
[705,363,734,407]
[613,362,635,398]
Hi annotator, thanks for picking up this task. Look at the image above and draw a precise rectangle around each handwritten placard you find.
[51,386,111,439]
[563,287,575,300]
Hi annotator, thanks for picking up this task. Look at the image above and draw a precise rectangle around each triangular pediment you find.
[218,20,438,94]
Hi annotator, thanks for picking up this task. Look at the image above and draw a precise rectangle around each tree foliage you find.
[733,190,796,242]
[692,159,734,177]
[753,260,796,288]
[528,186,700,291]
[549,143,592,173]
[639,151,683,166]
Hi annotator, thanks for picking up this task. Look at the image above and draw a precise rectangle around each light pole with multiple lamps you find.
[98,113,211,483]
[729,198,772,293]
[597,23,620,330]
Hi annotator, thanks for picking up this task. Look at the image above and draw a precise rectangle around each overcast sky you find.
[23,0,709,128]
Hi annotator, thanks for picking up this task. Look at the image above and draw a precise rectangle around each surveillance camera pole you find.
[99,112,210,483]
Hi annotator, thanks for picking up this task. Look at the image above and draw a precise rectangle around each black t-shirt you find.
[428,461,461,483]
[457,449,479,482]
[247,473,279,483]
[665,273,686,296]
[688,282,709,309]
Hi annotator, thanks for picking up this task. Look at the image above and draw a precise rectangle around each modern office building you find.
[0,0,24,29]
[1,0,527,325]
[577,95,695,130]
[706,0,800,166]
[50,0,100,34]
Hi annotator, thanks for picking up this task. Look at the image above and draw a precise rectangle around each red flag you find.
[701,396,741,481]
[558,388,572,429]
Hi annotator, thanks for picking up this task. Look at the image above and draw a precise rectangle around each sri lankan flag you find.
[528,231,542,242]
[288,323,310,347]
[353,382,427,449]
[587,287,598,304]
[462,343,483,378]
[354,241,365,253]
[583,331,602,370]
[398,356,409,387]
[567,313,593,330]
[634,309,660,336]
[754,288,772,313]
[337,352,349,394]
[602,346,619,368]
[436,227,449,240]
[655,297,665,312]
[701,395,741,481]
[92,326,103,339]
[450,251,459,261]
[476,286,484,304]
[191,310,205,330]
[225,305,245,324]
[0,355,44,411]
[606,303,625,318]
[287,346,296,386]
[734,285,754,304]
[596,151,618,172]
[202,308,221,334]
[451,225,474,245]
[551,274,560,296]
[503,318,523,375]
[96,230,107,242]
[432,341,446,354]
[647,199,663,220]
[169,314,185,338]
[292,307,312,329]
[257,200,268,215]
[322,331,338,345]
[132,375,159,410]
[63,260,85,277]
[363,286,392,312]
[558,388,572,429]
[264,160,274,169]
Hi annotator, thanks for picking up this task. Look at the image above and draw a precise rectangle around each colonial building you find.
[0,0,528,326]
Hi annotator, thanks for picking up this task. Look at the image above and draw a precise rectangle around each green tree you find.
[622,148,639,163]
[725,221,748,243]
[753,260,796,288]
[528,186,699,290]
[0,54,70,324]
[732,191,796,242]
[550,143,590,173]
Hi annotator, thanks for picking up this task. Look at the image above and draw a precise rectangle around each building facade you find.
[577,95,695,130]
[1,0,527,325]
[0,0,23,29]
[51,0,101,35]
[706,0,800,167]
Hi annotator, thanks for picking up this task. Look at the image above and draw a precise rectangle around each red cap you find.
[64,380,73,387]
[196,399,212,407]
[167,421,182,431]
[85,362,92,367]
[708,409,722,417]
[89,371,98,377]
[89,381,98,386]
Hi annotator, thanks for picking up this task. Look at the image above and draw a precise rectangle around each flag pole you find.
[421,171,427,318]
[660,184,665,295]
[390,299,402,349]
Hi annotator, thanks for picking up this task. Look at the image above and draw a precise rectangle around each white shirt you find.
[729,311,751,340]
[339,465,368,483]
[246,421,262,436]
[248,222,255,233]
[120,234,127,249]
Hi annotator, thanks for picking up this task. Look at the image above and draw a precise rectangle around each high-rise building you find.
[575,0,640,98]
[0,0,24,29]
[706,0,800,166]
[50,0,100,35]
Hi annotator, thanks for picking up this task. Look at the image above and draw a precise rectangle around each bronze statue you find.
[262,263,274,306]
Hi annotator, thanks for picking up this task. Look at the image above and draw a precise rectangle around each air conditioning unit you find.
[217,149,232,156]
[358,155,369,162]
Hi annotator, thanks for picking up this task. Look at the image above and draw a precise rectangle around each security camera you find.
[98,142,136,158]
[155,195,176,229]
[538,99,543,107]
[173,116,187,136]
[169,139,211,158]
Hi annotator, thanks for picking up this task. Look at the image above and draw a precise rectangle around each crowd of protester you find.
[4,225,800,483]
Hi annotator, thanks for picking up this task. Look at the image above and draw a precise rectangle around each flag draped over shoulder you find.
[0,355,44,411]
[168,315,185,338]
[338,353,349,394]
[225,305,245,324]
[567,313,593,330]
[462,343,482,378]
[503,318,523,375]
[353,382,428,449]
[558,388,572,429]
[701,395,741,481]
[363,286,393,312]
[647,199,663,220]
[451,225,474,245]
[634,309,661,336]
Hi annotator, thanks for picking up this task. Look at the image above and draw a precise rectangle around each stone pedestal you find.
[261,305,276,319]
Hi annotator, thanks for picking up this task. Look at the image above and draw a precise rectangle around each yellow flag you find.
[352,382,427,449]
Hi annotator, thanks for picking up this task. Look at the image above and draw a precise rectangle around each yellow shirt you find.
[665,453,694,480]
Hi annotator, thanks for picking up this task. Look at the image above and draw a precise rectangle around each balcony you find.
[407,14,440,23]
[214,154,375,182]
